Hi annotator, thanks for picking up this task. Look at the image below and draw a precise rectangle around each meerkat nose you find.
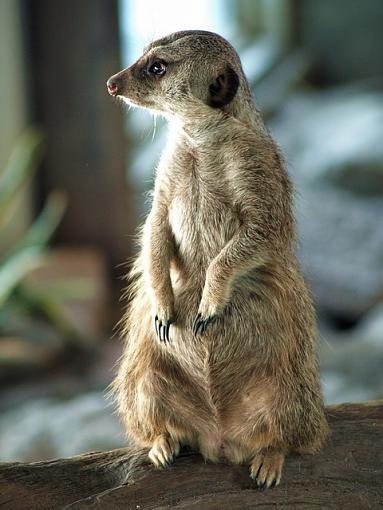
[107,79,119,96]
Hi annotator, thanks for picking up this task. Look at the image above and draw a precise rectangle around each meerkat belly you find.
[169,192,239,273]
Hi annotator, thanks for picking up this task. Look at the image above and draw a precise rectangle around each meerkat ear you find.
[207,65,239,108]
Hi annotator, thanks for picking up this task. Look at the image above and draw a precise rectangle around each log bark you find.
[0,401,382,509]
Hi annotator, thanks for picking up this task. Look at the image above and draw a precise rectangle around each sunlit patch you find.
[120,96,140,108]
[119,96,170,120]
[120,0,226,61]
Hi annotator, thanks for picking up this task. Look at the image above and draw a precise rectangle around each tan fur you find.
[108,30,328,486]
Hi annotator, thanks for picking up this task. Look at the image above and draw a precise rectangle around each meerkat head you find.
[107,30,253,120]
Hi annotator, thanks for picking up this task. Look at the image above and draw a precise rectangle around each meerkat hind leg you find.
[148,434,181,468]
[250,448,285,490]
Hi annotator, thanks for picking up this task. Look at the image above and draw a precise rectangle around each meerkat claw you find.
[164,320,171,342]
[192,314,216,335]
[159,321,164,341]
[250,450,284,490]
[192,313,200,335]
[193,313,206,335]
[160,323,166,342]
[155,316,162,340]
[201,316,215,333]
[149,435,180,468]
[154,316,172,343]
[161,320,171,343]
[154,315,159,336]
[258,480,267,491]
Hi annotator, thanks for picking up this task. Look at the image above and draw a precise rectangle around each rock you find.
[271,89,383,318]
[354,301,383,347]
[321,369,379,406]
[272,90,383,195]
[320,340,383,404]
[320,302,383,404]
[296,186,383,318]
[0,392,125,462]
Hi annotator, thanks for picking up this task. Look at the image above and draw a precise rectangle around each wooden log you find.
[0,401,382,509]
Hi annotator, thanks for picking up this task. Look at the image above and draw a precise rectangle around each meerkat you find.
[107,30,328,489]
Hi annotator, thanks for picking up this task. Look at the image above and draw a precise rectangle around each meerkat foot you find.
[148,434,180,468]
[250,449,284,490]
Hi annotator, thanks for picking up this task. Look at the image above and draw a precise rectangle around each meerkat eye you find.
[148,60,167,76]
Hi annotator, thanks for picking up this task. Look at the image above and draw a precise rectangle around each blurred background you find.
[1,0,383,462]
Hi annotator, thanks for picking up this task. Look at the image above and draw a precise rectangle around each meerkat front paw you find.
[192,296,222,335]
[250,449,285,490]
[148,434,180,468]
[153,302,174,343]
[193,289,226,335]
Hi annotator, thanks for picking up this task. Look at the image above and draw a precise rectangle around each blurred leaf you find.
[16,283,79,340]
[0,336,51,366]
[0,191,67,306]
[0,128,44,227]
[0,246,46,307]
[25,277,99,301]
[5,191,67,259]
[0,128,85,363]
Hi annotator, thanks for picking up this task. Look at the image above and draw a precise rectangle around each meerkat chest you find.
[168,165,240,261]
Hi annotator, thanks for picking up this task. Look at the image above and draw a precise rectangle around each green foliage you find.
[0,128,45,226]
[0,128,81,351]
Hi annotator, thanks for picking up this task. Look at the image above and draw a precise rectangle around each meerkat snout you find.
[107,78,119,96]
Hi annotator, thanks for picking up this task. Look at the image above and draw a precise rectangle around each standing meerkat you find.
[107,30,328,489]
